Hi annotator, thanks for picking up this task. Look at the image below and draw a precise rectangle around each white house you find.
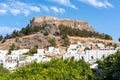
[69,44,78,49]
[25,56,36,63]
[33,53,51,63]
[45,47,60,54]
[37,49,45,54]
[45,47,54,54]
[0,50,8,55]
[0,50,8,64]
[63,43,116,64]
[25,53,44,63]
[3,55,18,70]
[33,53,45,59]
[96,43,105,49]
[85,50,114,63]
[53,48,60,54]
[63,43,82,60]
[11,49,29,56]
[41,57,51,62]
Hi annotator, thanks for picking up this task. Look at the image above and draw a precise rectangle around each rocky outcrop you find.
[30,16,94,32]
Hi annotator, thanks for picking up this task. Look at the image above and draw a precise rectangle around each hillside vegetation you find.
[0,22,113,50]
[0,24,112,41]
[0,59,94,80]
[59,25,112,40]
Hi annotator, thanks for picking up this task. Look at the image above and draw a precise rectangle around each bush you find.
[48,38,57,47]
[1,59,95,80]
[43,31,49,36]
[15,37,19,42]
[62,35,70,47]
[1,38,6,43]
[0,65,9,73]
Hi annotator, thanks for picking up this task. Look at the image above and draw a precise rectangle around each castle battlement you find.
[30,16,94,32]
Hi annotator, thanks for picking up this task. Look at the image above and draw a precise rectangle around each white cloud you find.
[59,8,66,13]
[0,3,8,8]
[0,0,40,16]
[0,0,67,16]
[51,7,59,12]
[50,6,65,13]
[78,0,113,8]
[40,4,65,13]
[30,6,40,12]
[0,3,8,15]
[50,0,77,9]
[23,10,30,16]
[9,8,20,16]
[0,26,20,34]
[40,4,49,12]
[0,9,7,14]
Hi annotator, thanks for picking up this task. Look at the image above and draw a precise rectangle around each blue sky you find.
[0,0,119,41]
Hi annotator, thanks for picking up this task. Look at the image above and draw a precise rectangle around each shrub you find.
[48,38,57,47]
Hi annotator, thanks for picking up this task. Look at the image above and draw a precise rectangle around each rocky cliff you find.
[30,16,94,32]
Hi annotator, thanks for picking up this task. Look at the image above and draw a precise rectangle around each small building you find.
[63,43,116,64]
[45,47,60,54]
[33,53,51,63]
[63,43,81,60]
[34,53,45,59]
[96,43,105,49]
[45,47,54,54]
[11,49,29,56]
[25,56,36,63]
[0,50,8,64]
[41,57,51,62]
[37,49,45,54]
[53,48,60,54]
[3,55,18,70]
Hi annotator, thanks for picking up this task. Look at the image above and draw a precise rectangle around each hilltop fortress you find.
[30,16,94,32]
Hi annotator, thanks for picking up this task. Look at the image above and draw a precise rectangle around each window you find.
[81,56,84,60]
[91,56,94,59]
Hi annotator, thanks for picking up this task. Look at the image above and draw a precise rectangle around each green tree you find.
[5,34,10,39]
[8,43,16,55]
[62,35,70,47]
[48,38,57,47]
[7,50,11,55]
[1,38,6,43]
[97,51,120,80]
[0,35,3,41]
[10,30,19,38]
[29,45,38,55]
[10,43,15,50]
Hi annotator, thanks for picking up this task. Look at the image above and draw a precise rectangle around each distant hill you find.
[0,16,114,50]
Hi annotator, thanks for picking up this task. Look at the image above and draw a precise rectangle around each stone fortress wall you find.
[30,16,94,32]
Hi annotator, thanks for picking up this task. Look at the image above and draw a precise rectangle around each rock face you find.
[30,16,94,32]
